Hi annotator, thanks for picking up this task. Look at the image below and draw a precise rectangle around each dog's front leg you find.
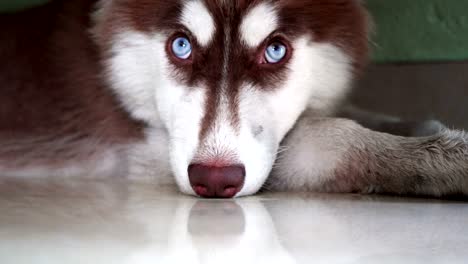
[267,112,468,198]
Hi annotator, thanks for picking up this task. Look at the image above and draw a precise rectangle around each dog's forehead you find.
[180,1,281,48]
[179,1,216,47]
[108,0,368,66]
[112,0,364,32]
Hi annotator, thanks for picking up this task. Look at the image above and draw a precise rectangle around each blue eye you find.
[265,42,287,64]
[171,37,192,59]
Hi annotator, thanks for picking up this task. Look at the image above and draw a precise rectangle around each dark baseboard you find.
[352,62,468,130]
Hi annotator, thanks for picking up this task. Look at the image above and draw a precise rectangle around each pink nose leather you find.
[188,164,245,198]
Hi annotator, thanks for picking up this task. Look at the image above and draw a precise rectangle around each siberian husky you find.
[1,0,467,198]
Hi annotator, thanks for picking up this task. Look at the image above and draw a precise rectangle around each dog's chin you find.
[174,174,270,198]
[235,156,276,197]
[170,162,197,197]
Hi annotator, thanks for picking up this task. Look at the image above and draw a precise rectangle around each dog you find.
[1,0,467,198]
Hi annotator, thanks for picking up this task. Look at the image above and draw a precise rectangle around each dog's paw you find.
[409,120,446,137]
[378,119,446,137]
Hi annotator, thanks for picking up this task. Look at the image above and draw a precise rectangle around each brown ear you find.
[277,0,370,73]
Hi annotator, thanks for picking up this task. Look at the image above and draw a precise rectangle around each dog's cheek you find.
[234,88,279,196]
[157,85,206,194]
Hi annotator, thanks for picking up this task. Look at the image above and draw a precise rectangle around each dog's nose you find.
[188,164,245,198]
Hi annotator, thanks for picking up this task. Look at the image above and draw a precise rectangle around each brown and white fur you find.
[1,0,467,198]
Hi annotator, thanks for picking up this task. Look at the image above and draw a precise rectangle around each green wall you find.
[0,0,48,13]
[367,0,468,63]
[2,0,468,63]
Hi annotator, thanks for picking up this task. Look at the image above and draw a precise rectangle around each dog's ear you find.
[273,0,370,75]
[90,0,113,43]
[91,0,114,16]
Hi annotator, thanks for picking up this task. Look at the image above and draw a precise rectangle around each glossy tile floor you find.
[0,178,467,264]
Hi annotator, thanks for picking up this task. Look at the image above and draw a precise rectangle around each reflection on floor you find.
[0,178,467,264]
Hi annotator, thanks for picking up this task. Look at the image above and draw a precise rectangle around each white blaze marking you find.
[240,3,278,48]
[180,1,216,47]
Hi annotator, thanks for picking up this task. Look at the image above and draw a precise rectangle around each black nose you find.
[188,164,245,198]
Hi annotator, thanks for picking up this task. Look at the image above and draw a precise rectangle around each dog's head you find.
[93,0,369,198]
